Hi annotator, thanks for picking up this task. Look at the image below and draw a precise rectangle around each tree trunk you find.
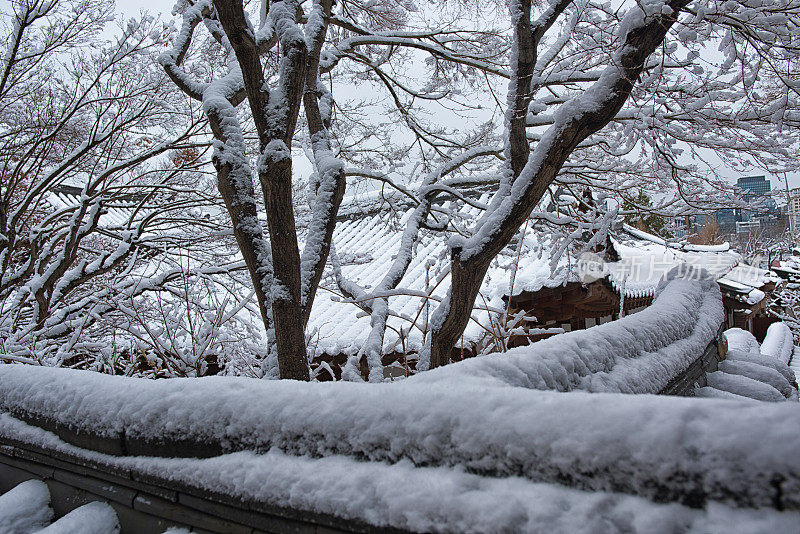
[211,146,274,332]
[259,152,309,381]
[428,0,690,368]
[215,0,310,380]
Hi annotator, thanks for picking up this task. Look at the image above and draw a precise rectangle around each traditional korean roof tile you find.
[308,195,573,357]
[608,225,777,305]
[46,191,140,229]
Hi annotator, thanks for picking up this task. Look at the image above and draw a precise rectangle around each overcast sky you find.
[115,0,800,197]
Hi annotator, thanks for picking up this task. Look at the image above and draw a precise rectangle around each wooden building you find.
[307,202,781,377]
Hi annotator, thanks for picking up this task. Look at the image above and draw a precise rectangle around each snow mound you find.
[3,365,800,510]
[0,277,798,522]
[761,322,794,364]
[36,502,119,534]
[0,480,52,534]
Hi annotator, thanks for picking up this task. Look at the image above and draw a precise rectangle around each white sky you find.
[115,0,800,196]
[117,0,162,17]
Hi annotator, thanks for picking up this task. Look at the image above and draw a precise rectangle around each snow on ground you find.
[1,415,799,534]
[0,480,52,534]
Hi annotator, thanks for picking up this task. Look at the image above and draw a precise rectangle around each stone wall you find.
[659,326,726,396]
[0,431,399,533]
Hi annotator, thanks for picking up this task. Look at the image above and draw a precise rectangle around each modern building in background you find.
[738,175,770,199]
[736,175,779,226]
[736,220,761,234]
[789,188,800,234]
[667,176,785,239]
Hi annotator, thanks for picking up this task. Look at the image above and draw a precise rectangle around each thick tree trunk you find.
[258,152,309,381]
[428,0,690,368]
[215,0,310,380]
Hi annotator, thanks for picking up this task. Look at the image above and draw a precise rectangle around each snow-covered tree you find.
[0,0,207,365]
[425,0,800,369]
[163,0,800,379]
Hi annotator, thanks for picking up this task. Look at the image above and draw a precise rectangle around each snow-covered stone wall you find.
[416,267,725,393]
[3,363,800,513]
[3,410,799,533]
[3,271,796,532]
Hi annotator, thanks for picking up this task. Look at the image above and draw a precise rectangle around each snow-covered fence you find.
[416,268,725,394]
[3,273,796,531]
[3,399,799,534]
[2,362,800,516]
[0,429,371,533]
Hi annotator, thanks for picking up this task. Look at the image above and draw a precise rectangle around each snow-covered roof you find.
[310,207,780,356]
[0,481,118,533]
[716,264,780,305]
[608,229,740,299]
[46,191,141,229]
[608,225,775,304]
[621,223,731,252]
[309,195,571,356]
[773,256,800,278]
[415,274,724,394]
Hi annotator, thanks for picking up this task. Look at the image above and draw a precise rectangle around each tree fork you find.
[428,0,691,368]
[215,0,310,380]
